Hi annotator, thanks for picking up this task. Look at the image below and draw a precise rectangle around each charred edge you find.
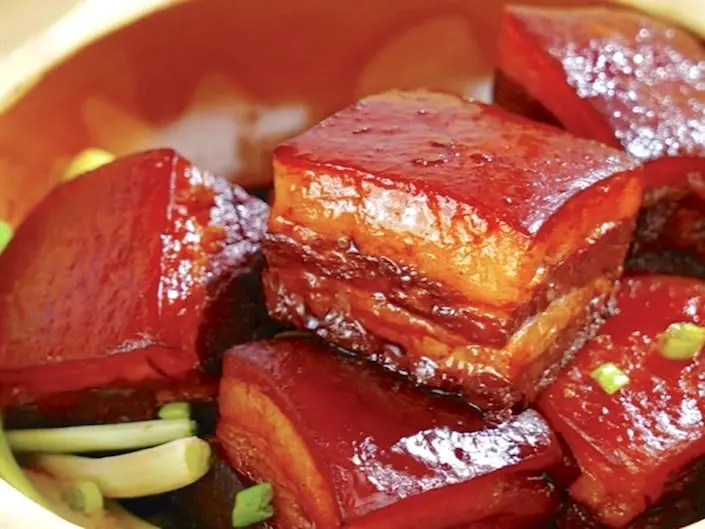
[198,255,285,375]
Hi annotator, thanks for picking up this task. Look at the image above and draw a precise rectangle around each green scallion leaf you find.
[658,322,705,360]
[232,483,274,528]
[158,402,191,421]
[63,148,115,181]
[0,220,13,254]
[590,362,630,395]
[6,418,195,453]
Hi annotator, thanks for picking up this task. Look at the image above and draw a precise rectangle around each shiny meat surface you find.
[497,6,705,187]
[218,337,562,528]
[264,90,642,409]
[0,149,269,407]
[275,90,639,236]
[538,274,705,527]
[263,264,615,410]
[272,90,642,308]
[264,219,634,348]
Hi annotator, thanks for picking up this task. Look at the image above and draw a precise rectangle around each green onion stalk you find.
[61,481,104,514]
[232,483,275,528]
[590,362,630,395]
[0,219,12,254]
[659,322,705,360]
[0,413,51,510]
[63,148,115,181]
[6,418,196,454]
[157,402,191,421]
[27,436,211,498]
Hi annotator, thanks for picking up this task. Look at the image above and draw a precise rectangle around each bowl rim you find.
[0,479,81,529]
[0,0,187,114]
[1,1,705,528]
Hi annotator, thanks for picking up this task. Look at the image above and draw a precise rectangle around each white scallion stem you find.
[0,414,51,510]
[61,480,104,514]
[27,437,211,499]
[6,419,196,454]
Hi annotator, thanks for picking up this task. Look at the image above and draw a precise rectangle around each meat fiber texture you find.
[495,5,705,265]
[263,89,643,410]
[0,149,269,408]
[538,274,705,527]
[217,336,562,529]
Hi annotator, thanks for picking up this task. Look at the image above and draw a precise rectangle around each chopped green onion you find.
[658,322,705,360]
[105,501,161,528]
[63,148,115,181]
[27,436,211,498]
[61,481,104,514]
[232,483,274,528]
[590,363,630,395]
[158,402,191,421]
[0,414,51,510]
[0,220,12,254]
[6,418,196,453]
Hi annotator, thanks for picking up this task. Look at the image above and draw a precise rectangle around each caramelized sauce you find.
[539,274,705,527]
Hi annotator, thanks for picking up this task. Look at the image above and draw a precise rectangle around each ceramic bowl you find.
[1,0,704,528]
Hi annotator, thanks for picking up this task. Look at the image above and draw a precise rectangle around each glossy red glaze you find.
[219,337,562,527]
[497,6,705,191]
[538,274,705,527]
[0,149,269,407]
[275,90,638,237]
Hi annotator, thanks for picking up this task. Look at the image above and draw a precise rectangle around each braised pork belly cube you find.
[495,6,705,266]
[263,90,643,410]
[537,274,705,528]
[0,149,270,408]
[217,337,562,529]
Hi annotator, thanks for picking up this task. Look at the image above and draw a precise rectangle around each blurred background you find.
[0,0,605,230]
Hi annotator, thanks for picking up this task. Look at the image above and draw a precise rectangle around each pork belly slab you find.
[538,274,705,528]
[0,149,269,407]
[495,6,705,264]
[263,90,643,410]
[217,337,562,529]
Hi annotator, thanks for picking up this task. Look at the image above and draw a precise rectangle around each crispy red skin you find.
[218,338,562,528]
[0,149,269,407]
[537,274,705,527]
[496,6,705,193]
